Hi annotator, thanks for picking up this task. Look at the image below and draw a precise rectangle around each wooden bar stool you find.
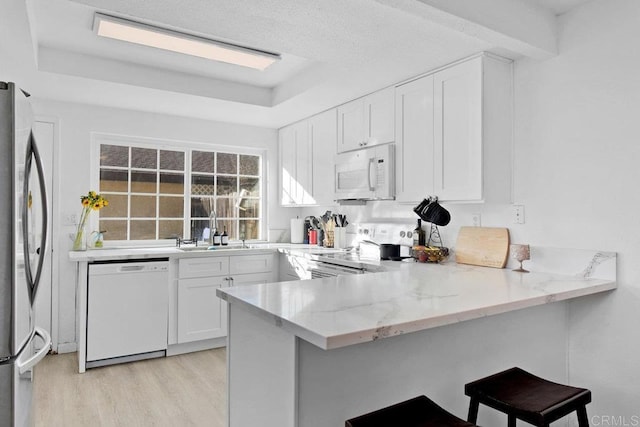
[465,367,592,427]
[346,395,477,427]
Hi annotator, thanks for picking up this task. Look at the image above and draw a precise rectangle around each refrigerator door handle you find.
[16,327,51,375]
[22,130,48,305]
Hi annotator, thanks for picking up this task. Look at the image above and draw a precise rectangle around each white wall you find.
[32,99,280,349]
[301,0,640,419]
[515,0,640,420]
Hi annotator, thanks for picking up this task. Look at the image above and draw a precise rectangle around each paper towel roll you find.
[290,218,304,243]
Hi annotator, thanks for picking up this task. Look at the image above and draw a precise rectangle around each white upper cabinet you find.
[395,54,512,203]
[279,120,311,206]
[279,110,338,206]
[395,74,435,203]
[309,109,338,206]
[433,57,483,201]
[337,86,395,153]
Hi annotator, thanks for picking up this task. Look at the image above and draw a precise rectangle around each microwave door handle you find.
[368,157,376,192]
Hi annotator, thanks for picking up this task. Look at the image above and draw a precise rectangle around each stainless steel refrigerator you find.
[0,82,51,426]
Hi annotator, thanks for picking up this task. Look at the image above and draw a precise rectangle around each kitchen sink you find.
[177,245,263,252]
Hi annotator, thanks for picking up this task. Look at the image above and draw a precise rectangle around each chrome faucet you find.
[209,210,218,245]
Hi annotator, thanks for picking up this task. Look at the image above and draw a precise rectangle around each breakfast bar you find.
[217,250,617,427]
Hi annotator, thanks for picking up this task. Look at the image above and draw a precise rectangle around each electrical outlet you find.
[472,213,481,227]
[63,213,77,226]
[512,205,525,224]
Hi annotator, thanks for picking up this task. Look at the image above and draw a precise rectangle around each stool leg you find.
[577,406,589,427]
[467,398,480,423]
[508,414,517,427]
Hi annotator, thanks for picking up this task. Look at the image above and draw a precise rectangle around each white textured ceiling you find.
[0,0,589,128]
[528,0,593,15]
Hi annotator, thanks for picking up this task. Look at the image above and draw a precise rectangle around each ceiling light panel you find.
[93,13,280,71]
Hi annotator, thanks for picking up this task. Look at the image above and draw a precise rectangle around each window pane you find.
[239,155,259,176]
[159,196,183,218]
[239,177,260,197]
[131,147,157,169]
[191,175,215,196]
[131,195,156,218]
[239,219,259,240]
[217,176,237,196]
[99,220,127,240]
[100,169,128,192]
[217,153,237,174]
[190,220,209,241]
[215,197,233,218]
[160,150,184,171]
[191,197,213,218]
[218,219,237,241]
[239,199,259,218]
[160,173,184,194]
[192,151,215,173]
[131,171,157,193]
[159,220,183,239]
[100,145,128,167]
[100,194,127,218]
[130,220,156,240]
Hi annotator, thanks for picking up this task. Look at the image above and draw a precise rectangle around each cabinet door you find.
[310,109,338,205]
[395,75,435,202]
[230,272,275,287]
[337,98,365,153]
[178,256,229,279]
[229,253,274,275]
[365,86,395,147]
[177,276,228,343]
[279,125,297,205]
[433,57,483,201]
[294,121,313,205]
[279,121,313,206]
[278,254,311,281]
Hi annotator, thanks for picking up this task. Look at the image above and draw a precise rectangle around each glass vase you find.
[73,223,87,251]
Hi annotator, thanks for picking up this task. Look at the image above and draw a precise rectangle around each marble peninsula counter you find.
[218,249,616,427]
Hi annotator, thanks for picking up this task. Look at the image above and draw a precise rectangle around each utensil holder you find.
[324,230,334,248]
[334,228,346,249]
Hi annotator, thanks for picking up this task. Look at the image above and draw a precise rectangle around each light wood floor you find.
[33,349,227,426]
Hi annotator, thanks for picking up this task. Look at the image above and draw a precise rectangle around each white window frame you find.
[90,133,267,245]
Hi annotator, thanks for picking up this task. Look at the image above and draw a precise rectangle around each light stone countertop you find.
[217,260,617,350]
[68,243,345,262]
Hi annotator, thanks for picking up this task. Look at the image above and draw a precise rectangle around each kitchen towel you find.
[290,218,304,244]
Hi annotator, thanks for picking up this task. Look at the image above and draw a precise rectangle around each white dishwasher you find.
[86,259,169,369]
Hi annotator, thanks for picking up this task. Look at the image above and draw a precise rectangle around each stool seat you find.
[465,367,591,426]
[346,395,476,427]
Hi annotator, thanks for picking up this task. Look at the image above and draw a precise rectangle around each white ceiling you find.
[529,0,593,15]
[1,0,593,128]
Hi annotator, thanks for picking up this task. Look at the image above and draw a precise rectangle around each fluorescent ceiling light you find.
[93,13,280,71]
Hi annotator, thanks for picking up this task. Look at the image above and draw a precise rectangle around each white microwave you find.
[334,143,395,201]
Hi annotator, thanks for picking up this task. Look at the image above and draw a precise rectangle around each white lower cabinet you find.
[177,275,228,343]
[176,253,276,344]
[279,253,311,281]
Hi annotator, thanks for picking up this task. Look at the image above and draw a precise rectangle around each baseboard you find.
[57,342,78,354]
[166,337,227,356]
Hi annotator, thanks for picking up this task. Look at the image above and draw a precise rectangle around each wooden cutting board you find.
[455,227,510,268]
